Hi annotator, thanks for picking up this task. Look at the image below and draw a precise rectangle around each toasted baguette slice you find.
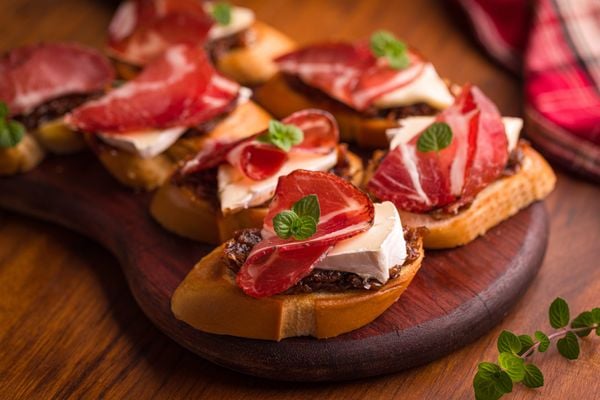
[216,21,296,86]
[151,150,364,244]
[0,134,45,176]
[33,118,86,154]
[254,73,402,148]
[88,101,271,191]
[172,235,424,341]
[365,144,556,249]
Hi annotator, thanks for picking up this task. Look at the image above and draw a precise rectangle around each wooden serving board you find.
[0,152,549,382]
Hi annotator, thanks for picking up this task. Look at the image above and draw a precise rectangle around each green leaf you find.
[416,122,453,153]
[273,210,297,239]
[211,2,231,25]
[0,101,8,118]
[257,120,304,152]
[292,194,320,221]
[571,311,594,337]
[498,352,525,382]
[549,297,570,329]
[369,30,409,69]
[591,307,600,324]
[497,331,522,354]
[556,331,580,360]
[289,215,317,240]
[522,364,544,388]
[535,331,550,352]
[0,120,25,148]
[518,334,534,356]
[474,363,513,400]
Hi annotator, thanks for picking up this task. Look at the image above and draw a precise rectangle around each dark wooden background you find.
[0,0,598,398]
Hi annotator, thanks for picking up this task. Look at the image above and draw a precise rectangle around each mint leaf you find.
[498,352,525,382]
[591,307,600,324]
[497,331,522,354]
[557,331,580,360]
[522,364,544,388]
[292,194,320,221]
[258,120,304,152]
[535,331,550,352]
[416,122,453,153]
[273,210,298,239]
[370,30,410,69]
[474,363,512,400]
[272,195,321,241]
[0,120,25,148]
[0,101,8,118]
[211,2,231,25]
[549,297,570,329]
[518,335,534,356]
[290,215,317,240]
[571,311,594,337]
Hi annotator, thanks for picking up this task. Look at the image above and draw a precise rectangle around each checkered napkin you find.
[455,0,600,181]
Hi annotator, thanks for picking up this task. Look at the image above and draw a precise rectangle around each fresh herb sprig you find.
[370,30,410,70]
[257,120,304,152]
[0,101,25,148]
[273,194,320,240]
[473,297,599,400]
[211,2,232,26]
[416,122,453,153]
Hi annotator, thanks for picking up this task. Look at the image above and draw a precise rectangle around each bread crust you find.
[33,118,86,154]
[150,150,365,244]
[364,144,556,248]
[89,101,271,191]
[254,73,398,148]
[216,21,296,85]
[171,235,424,340]
[0,134,46,176]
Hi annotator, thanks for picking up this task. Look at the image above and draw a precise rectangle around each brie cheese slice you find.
[373,63,454,110]
[387,116,523,152]
[98,126,187,159]
[205,3,255,41]
[315,202,407,284]
[218,151,338,214]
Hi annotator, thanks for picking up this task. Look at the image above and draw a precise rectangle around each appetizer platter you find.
[0,0,557,381]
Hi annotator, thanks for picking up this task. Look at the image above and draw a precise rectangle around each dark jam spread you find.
[16,92,99,130]
[223,227,422,293]
[206,27,256,62]
[283,74,437,119]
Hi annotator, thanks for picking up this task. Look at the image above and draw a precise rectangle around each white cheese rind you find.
[98,126,187,158]
[387,116,523,152]
[205,4,255,41]
[218,150,338,214]
[373,63,454,110]
[315,202,407,284]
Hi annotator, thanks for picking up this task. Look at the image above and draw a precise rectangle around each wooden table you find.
[1,0,598,398]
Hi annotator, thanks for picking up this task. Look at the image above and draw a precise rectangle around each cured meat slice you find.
[0,43,114,116]
[368,84,508,213]
[275,42,425,111]
[66,45,239,133]
[107,0,214,65]
[237,170,374,298]
[181,109,339,180]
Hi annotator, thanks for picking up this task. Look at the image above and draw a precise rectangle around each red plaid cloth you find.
[456,0,600,181]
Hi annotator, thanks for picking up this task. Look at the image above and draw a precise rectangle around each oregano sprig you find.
[0,101,25,148]
[473,297,599,400]
[257,119,304,152]
[273,194,320,240]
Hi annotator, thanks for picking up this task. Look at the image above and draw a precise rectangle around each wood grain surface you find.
[0,151,549,381]
[0,0,598,398]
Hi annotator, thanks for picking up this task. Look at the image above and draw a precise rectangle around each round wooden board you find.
[0,153,549,381]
